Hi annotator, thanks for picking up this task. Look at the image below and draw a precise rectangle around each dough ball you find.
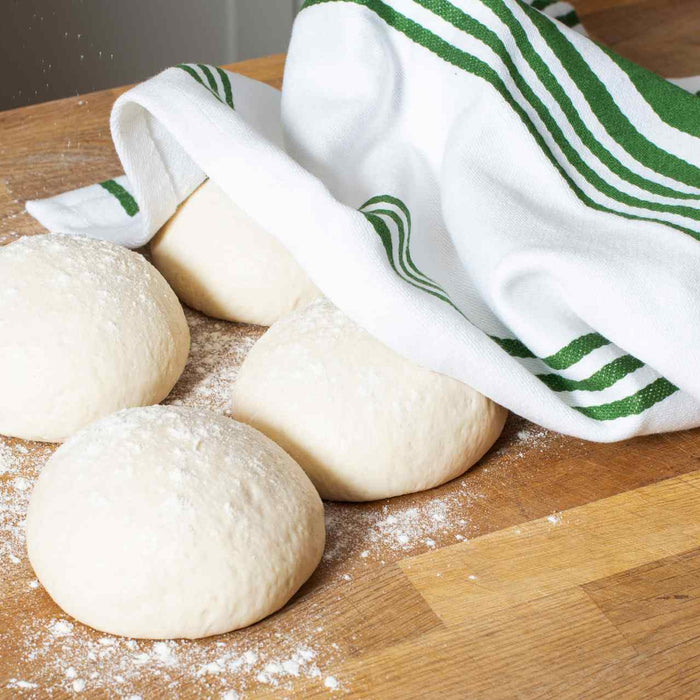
[26,405,325,639]
[0,235,189,442]
[150,180,321,325]
[231,299,507,502]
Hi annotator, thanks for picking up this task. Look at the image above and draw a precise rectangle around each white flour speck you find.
[49,620,74,637]
[153,642,177,665]
[200,661,223,675]
[7,679,39,689]
[13,477,30,491]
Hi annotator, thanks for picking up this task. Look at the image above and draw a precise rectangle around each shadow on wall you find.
[1,0,297,111]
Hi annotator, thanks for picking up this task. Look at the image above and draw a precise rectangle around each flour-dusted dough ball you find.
[231,299,507,502]
[26,406,325,639]
[0,234,189,442]
[150,180,322,325]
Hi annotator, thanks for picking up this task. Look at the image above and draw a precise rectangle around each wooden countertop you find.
[2,2,700,697]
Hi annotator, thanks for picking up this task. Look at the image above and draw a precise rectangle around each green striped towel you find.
[26,0,700,441]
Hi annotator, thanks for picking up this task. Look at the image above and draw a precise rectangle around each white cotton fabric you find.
[25,0,700,441]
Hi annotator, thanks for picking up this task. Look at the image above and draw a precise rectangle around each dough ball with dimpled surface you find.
[26,405,325,639]
[231,298,507,501]
[0,234,189,442]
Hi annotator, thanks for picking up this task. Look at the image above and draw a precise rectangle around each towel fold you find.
[26,0,700,441]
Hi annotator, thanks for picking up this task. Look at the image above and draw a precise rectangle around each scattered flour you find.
[324,675,340,690]
[323,485,484,565]
[153,641,177,666]
[0,438,53,564]
[6,679,39,689]
[0,301,565,698]
[163,308,263,413]
[491,422,559,462]
[49,619,74,637]
[10,614,339,698]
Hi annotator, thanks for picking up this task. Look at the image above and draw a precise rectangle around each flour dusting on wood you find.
[0,299,559,697]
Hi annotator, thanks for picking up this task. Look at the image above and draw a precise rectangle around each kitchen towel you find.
[26,0,700,442]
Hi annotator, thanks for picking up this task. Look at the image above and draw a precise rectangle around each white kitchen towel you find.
[25,0,700,442]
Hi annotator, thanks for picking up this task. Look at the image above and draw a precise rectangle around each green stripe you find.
[177,64,235,110]
[363,212,458,311]
[216,66,235,108]
[303,0,700,240]
[364,208,443,290]
[176,63,206,86]
[360,201,443,290]
[516,0,700,188]
[99,179,139,217]
[197,63,219,91]
[361,195,433,285]
[603,49,700,140]
[363,212,402,278]
[491,336,535,358]
[360,194,432,285]
[427,0,700,210]
[543,332,609,369]
[555,9,579,27]
[538,354,643,391]
[529,0,556,9]
[574,377,678,420]
[492,332,610,370]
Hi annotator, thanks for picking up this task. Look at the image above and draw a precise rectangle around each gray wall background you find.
[1,0,301,111]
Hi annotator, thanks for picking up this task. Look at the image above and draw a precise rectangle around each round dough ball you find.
[150,180,322,325]
[26,405,325,639]
[231,299,507,502]
[0,235,189,442]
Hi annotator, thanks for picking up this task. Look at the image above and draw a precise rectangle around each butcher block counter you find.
[2,1,700,697]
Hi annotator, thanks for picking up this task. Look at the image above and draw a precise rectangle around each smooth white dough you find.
[231,299,508,502]
[150,180,322,325]
[0,235,189,442]
[26,406,325,640]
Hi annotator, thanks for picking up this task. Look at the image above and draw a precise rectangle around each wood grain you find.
[572,0,700,76]
[251,472,700,699]
[399,472,700,623]
[2,3,700,698]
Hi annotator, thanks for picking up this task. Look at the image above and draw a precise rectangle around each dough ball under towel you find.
[26,406,325,639]
[150,180,322,325]
[0,234,189,442]
[231,299,507,502]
